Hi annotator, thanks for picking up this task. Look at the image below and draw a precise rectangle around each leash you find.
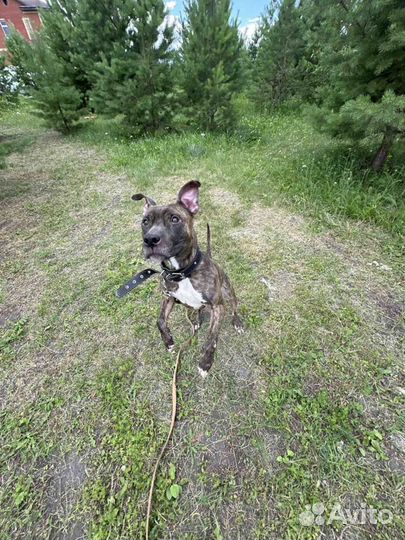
[115,244,207,537]
[145,312,195,540]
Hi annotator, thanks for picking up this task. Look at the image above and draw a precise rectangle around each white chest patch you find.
[169,278,206,309]
[169,257,180,270]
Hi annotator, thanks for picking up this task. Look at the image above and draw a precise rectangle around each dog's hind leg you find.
[221,274,244,334]
[157,297,175,352]
[198,304,224,378]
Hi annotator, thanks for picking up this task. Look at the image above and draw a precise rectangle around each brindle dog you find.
[132,180,243,378]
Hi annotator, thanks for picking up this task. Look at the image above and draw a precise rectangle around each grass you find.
[72,96,405,239]
[0,98,404,540]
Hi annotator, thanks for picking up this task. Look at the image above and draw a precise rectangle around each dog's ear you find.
[132,193,156,211]
[177,180,201,215]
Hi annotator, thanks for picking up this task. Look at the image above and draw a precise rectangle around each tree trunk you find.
[57,103,69,132]
[371,131,393,172]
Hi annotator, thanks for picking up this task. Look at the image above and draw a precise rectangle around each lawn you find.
[0,100,404,540]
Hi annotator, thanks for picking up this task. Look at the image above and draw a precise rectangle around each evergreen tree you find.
[6,1,85,128]
[238,44,255,93]
[8,0,176,133]
[38,1,80,92]
[181,0,242,131]
[40,0,134,106]
[252,0,307,109]
[7,31,82,132]
[308,0,405,170]
[297,0,328,104]
[91,0,177,134]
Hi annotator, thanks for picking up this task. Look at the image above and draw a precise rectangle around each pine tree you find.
[91,0,177,134]
[8,0,177,133]
[7,0,87,128]
[298,0,329,104]
[308,0,405,170]
[181,0,242,131]
[7,31,82,132]
[38,1,81,93]
[40,0,134,106]
[252,0,307,109]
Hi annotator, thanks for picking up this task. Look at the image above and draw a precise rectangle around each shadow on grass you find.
[0,133,33,169]
[0,133,35,201]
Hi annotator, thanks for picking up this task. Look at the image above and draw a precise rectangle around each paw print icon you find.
[299,503,326,526]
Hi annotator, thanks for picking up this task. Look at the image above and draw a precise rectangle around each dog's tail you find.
[206,223,212,257]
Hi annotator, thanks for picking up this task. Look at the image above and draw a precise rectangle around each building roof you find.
[17,0,49,9]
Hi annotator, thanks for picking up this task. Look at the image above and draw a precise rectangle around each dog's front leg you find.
[198,304,224,378]
[157,296,175,352]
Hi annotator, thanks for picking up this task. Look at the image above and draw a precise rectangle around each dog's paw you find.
[198,367,208,379]
[167,344,176,354]
[233,316,245,334]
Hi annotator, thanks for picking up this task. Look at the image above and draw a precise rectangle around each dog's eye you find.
[142,217,149,226]
[171,215,180,223]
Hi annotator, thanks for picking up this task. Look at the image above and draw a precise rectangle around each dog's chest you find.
[168,278,205,309]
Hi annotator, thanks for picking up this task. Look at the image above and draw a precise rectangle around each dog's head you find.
[132,180,200,264]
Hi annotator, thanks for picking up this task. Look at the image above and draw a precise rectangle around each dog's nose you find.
[144,234,161,247]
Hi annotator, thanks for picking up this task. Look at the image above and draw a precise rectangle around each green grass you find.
[1,98,42,170]
[0,100,404,540]
[0,131,33,172]
[71,97,405,239]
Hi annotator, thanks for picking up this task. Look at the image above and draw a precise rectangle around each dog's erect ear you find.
[132,193,156,211]
[177,180,201,214]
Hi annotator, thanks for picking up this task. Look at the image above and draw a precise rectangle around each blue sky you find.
[232,1,268,25]
[168,1,267,25]
[165,1,268,40]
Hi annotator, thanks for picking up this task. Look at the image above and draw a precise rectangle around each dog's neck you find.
[164,238,198,271]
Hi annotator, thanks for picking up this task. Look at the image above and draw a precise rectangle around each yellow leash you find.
[145,313,195,540]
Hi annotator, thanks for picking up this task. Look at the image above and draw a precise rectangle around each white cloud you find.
[161,11,261,50]
[128,4,180,49]
[165,13,181,31]
[240,17,261,44]
[159,12,182,49]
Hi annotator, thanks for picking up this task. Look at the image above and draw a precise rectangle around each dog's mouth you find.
[143,246,171,263]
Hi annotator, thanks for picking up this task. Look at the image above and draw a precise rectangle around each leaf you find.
[165,487,172,501]
[214,523,223,540]
[170,484,182,499]
[14,490,27,507]
[372,430,383,441]
[169,463,176,480]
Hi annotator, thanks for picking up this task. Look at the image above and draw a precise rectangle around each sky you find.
[165,1,268,42]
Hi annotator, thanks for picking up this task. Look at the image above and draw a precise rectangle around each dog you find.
[132,180,243,378]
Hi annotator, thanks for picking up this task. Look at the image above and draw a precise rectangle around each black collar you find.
[116,248,202,298]
[161,248,202,282]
